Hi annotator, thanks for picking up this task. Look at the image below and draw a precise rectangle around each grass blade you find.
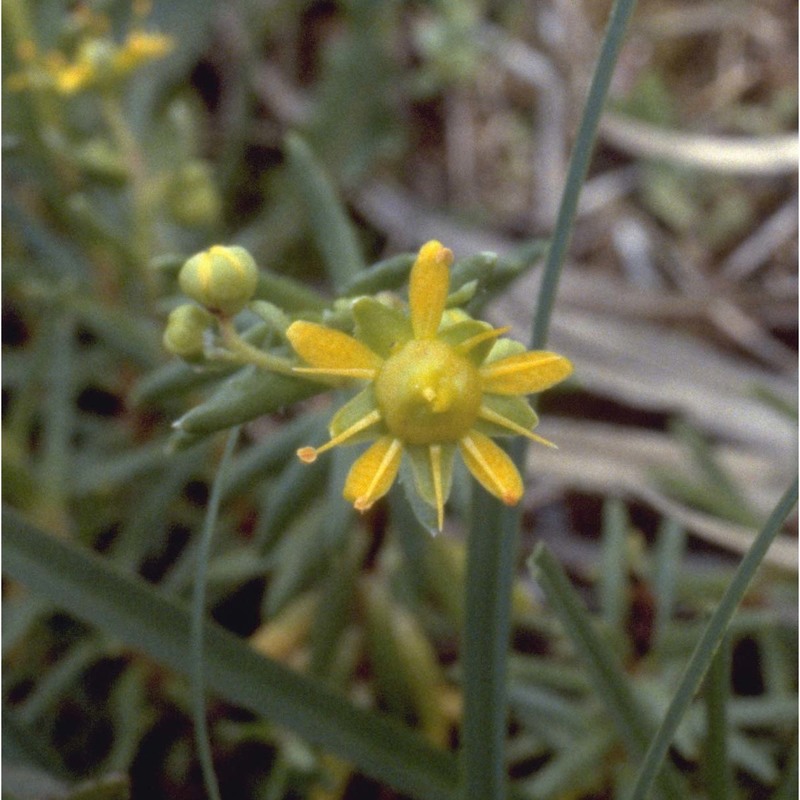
[2,506,459,800]
[530,0,638,350]
[529,543,688,799]
[626,477,798,800]
[600,497,629,635]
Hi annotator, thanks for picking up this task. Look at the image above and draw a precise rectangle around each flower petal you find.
[343,437,403,511]
[459,431,523,505]
[409,241,453,339]
[480,351,573,395]
[287,321,383,378]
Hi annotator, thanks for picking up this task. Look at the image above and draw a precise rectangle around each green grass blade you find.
[284,132,366,290]
[191,427,240,800]
[651,517,686,652]
[2,506,459,800]
[600,497,629,635]
[530,0,638,350]
[704,634,732,800]
[626,476,798,800]
[529,543,688,799]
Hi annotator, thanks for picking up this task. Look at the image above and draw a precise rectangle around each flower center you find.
[374,339,481,444]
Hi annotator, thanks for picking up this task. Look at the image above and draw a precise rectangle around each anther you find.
[297,447,318,463]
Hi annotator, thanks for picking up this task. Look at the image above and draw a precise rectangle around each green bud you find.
[75,139,128,184]
[162,303,213,361]
[168,161,222,227]
[178,245,259,315]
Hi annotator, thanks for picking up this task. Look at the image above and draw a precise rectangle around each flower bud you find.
[178,245,259,315]
[168,161,221,227]
[163,303,213,361]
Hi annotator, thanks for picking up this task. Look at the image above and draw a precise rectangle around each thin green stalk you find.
[458,3,639,798]
[461,487,521,800]
[100,92,158,294]
[627,477,798,800]
[600,497,629,634]
[41,314,75,534]
[191,427,240,800]
[217,318,299,377]
[530,0,638,350]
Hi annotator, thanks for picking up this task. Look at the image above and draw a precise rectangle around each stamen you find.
[293,366,377,380]
[354,497,373,512]
[296,409,382,462]
[478,406,557,448]
[430,445,444,532]
[457,326,511,355]
[482,353,563,378]
[297,447,318,463]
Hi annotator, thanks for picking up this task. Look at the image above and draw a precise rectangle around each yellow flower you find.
[7,10,173,96]
[286,241,572,531]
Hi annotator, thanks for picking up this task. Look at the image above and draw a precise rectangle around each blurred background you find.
[3,1,797,798]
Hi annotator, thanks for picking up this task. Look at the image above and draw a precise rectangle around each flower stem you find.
[217,319,297,377]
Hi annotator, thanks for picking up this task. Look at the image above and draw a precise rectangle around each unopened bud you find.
[168,161,221,227]
[163,303,213,361]
[178,245,259,315]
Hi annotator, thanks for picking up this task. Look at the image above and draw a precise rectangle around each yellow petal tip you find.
[418,240,453,268]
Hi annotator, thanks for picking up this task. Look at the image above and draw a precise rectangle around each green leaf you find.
[472,395,538,439]
[437,320,495,365]
[329,386,382,444]
[2,506,459,800]
[626,477,798,800]
[405,444,456,513]
[397,460,438,536]
[284,134,365,291]
[352,297,412,358]
[172,366,323,439]
[344,253,416,295]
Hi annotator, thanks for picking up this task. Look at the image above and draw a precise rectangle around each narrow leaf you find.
[2,507,458,800]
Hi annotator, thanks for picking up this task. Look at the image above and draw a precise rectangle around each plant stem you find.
[191,427,240,800]
[530,0,638,351]
[217,319,298,377]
